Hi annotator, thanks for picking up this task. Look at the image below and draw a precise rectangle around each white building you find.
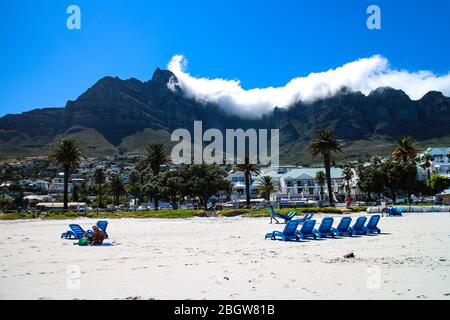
[226,167,346,203]
[49,177,73,193]
[277,167,345,201]
[417,147,450,180]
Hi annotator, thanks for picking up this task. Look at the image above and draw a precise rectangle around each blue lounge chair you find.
[269,206,296,224]
[265,219,301,241]
[295,219,317,239]
[313,217,335,238]
[61,224,88,240]
[387,207,403,217]
[297,213,315,224]
[97,220,109,239]
[349,216,368,235]
[364,215,381,234]
[331,217,353,237]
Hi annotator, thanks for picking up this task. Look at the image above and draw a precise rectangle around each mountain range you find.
[1,68,449,164]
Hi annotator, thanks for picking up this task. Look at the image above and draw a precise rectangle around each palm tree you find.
[391,136,417,163]
[315,171,326,201]
[236,155,260,207]
[94,168,106,209]
[420,153,432,185]
[258,176,275,203]
[309,129,343,206]
[107,174,126,206]
[342,164,354,200]
[49,139,84,211]
[137,143,171,210]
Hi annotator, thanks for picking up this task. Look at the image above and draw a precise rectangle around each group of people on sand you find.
[74,225,105,246]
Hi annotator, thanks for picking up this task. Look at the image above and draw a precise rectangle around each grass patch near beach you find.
[0,206,369,220]
[0,210,205,220]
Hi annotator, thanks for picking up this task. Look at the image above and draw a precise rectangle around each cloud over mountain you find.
[167,54,450,118]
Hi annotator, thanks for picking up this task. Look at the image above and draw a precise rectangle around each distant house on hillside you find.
[417,147,450,180]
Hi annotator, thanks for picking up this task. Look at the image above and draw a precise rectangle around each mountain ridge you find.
[1,69,449,163]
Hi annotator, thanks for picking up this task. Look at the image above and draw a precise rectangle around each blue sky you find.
[0,0,449,116]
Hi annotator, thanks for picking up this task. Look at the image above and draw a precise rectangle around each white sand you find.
[0,213,449,300]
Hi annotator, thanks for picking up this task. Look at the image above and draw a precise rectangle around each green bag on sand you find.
[78,237,89,246]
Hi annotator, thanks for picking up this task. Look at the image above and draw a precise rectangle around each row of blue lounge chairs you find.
[265,215,381,242]
[61,221,109,240]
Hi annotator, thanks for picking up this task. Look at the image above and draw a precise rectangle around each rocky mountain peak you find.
[150,68,177,85]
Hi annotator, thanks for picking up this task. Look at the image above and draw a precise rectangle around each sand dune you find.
[0,213,449,300]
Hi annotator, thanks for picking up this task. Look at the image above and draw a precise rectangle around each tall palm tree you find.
[137,143,171,210]
[236,156,260,207]
[258,176,275,202]
[391,136,417,163]
[49,139,84,211]
[107,174,126,206]
[94,168,106,209]
[309,129,343,206]
[342,164,354,200]
[420,153,432,185]
[315,171,326,201]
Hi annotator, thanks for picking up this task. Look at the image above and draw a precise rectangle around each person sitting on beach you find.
[87,225,105,245]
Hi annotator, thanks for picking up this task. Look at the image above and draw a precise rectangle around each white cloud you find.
[167,54,450,118]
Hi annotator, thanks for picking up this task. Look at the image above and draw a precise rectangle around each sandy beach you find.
[1,212,449,300]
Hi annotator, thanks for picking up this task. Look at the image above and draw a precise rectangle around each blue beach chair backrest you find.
[97,220,108,233]
[69,224,85,238]
[366,215,380,229]
[283,220,300,236]
[353,216,367,231]
[318,217,334,233]
[337,217,352,231]
[300,219,316,234]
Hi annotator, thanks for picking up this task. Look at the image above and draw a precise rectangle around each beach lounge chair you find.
[364,215,381,234]
[387,207,403,217]
[61,224,88,240]
[313,217,335,238]
[297,213,315,224]
[349,216,367,235]
[96,220,109,239]
[331,217,353,237]
[269,206,296,224]
[265,219,301,241]
[295,219,317,240]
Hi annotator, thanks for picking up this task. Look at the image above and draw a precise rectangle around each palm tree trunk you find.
[154,195,159,211]
[320,185,324,201]
[63,166,69,211]
[245,172,251,207]
[427,169,431,185]
[324,155,334,206]
[98,184,103,208]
